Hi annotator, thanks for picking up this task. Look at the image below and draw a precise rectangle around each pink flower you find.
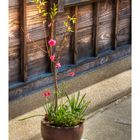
[50,55,55,62]
[55,62,61,69]
[48,39,56,47]
[68,72,75,77]
[42,91,51,97]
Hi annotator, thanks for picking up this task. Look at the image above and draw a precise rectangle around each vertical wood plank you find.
[46,0,51,73]
[92,1,100,57]
[112,0,119,50]
[46,0,57,73]
[20,0,28,81]
[129,0,131,44]
[70,6,78,64]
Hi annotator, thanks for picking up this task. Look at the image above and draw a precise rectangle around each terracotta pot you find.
[41,119,84,140]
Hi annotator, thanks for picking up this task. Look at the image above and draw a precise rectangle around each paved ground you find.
[9,95,131,140]
[83,95,131,140]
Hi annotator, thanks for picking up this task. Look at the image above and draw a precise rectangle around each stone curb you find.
[83,70,131,114]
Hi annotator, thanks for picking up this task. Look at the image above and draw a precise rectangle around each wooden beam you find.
[9,0,102,9]
[70,6,78,64]
[20,0,28,82]
[112,0,119,50]
[92,1,100,57]
[64,0,98,7]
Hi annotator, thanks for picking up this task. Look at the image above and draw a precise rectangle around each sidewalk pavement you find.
[83,95,131,140]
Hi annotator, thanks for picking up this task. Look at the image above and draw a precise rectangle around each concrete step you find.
[9,70,131,140]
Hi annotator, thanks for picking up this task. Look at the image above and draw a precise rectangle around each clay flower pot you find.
[41,119,84,140]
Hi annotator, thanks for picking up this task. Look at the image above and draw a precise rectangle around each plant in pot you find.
[20,0,90,140]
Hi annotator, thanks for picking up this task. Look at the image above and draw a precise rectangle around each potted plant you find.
[20,0,90,140]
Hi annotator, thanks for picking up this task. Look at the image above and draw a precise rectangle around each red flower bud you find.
[42,91,51,97]
[68,72,75,77]
[50,55,55,62]
[48,39,56,47]
[55,62,61,69]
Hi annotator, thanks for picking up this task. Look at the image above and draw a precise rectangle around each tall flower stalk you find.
[31,0,77,112]
[19,1,90,126]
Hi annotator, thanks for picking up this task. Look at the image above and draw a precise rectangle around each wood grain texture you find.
[9,0,131,86]
[70,6,78,64]
[117,0,131,46]
[77,4,93,61]
[9,4,45,47]
[27,39,50,78]
[9,0,19,7]
[9,44,20,83]
[9,57,20,83]
[112,0,119,50]
[129,0,131,44]
[9,7,20,47]
[55,8,72,65]
[9,0,36,7]
[92,1,99,56]
[97,0,113,53]
[64,0,97,7]
[56,34,72,65]
[9,0,97,7]
[20,0,28,81]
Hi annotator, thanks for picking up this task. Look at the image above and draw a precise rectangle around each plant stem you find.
[51,17,58,112]
[53,64,58,111]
